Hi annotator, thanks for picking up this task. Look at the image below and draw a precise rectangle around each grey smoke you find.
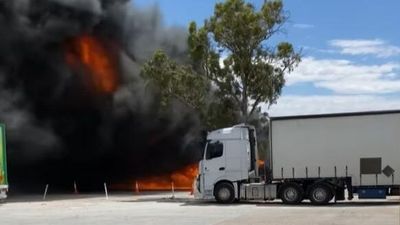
[122,5,188,62]
[0,76,62,165]
[51,0,103,15]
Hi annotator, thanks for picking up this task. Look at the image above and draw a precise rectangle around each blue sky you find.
[133,0,400,116]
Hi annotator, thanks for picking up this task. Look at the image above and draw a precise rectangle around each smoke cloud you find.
[0,0,204,192]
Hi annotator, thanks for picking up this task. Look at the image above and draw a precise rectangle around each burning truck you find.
[0,0,203,193]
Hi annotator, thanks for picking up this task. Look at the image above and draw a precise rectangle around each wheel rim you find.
[312,187,327,202]
[218,187,231,201]
[283,187,298,202]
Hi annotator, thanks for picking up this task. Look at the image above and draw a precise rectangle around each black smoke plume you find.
[0,0,203,193]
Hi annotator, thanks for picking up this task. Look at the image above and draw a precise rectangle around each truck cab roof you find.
[207,124,254,141]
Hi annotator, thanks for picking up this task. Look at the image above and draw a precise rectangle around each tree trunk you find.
[241,84,248,123]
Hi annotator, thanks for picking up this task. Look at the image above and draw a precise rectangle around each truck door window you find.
[206,141,223,160]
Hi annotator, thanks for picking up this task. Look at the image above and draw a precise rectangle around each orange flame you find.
[136,163,198,191]
[110,163,199,192]
[257,159,265,168]
[65,35,119,93]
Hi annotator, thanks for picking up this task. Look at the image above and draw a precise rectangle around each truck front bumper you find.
[193,176,214,200]
[193,177,203,199]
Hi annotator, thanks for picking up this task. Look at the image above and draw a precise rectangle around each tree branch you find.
[249,95,263,118]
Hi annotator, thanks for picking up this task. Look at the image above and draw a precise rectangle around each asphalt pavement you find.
[0,192,399,225]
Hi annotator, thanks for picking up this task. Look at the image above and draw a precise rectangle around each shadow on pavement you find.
[3,193,107,203]
[127,196,400,208]
[4,191,400,208]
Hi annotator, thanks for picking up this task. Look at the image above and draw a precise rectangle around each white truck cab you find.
[195,124,275,203]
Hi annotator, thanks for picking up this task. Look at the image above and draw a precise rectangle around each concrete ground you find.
[0,192,399,225]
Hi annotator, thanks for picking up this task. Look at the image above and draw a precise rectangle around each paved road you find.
[1,192,399,225]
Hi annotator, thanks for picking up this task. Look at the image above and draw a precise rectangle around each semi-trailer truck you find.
[194,110,400,204]
[0,124,8,200]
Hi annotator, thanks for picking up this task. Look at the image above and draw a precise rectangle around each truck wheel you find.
[214,182,235,204]
[279,183,304,204]
[309,184,333,205]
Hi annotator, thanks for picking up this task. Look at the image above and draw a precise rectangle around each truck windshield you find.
[205,141,223,160]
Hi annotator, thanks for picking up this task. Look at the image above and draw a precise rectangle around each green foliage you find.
[141,49,240,130]
[188,0,301,122]
[204,98,238,130]
[140,50,208,111]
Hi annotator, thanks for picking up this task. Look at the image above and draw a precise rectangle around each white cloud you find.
[293,23,315,29]
[329,39,400,58]
[287,57,400,94]
[261,39,400,117]
[266,95,400,117]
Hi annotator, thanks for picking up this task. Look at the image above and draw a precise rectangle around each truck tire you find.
[214,182,235,204]
[279,183,304,204]
[308,184,333,205]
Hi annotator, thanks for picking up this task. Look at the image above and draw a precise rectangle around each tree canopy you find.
[140,50,208,111]
[140,50,238,129]
[188,0,301,122]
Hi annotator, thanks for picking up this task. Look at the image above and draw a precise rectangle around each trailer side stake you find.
[334,166,337,178]
[305,167,308,178]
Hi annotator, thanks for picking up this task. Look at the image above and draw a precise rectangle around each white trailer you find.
[194,110,400,204]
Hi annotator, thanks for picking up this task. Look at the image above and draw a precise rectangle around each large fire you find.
[65,34,198,192]
[136,163,198,191]
[110,163,199,192]
[65,35,119,93]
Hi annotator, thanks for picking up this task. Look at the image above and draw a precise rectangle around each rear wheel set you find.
[279,183,304,204]
[308,184,334,205]
[279,182,334,205]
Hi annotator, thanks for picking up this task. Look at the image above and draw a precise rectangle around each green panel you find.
[0,124,7,185]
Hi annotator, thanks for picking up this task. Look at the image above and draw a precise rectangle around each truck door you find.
[202,140,226,196]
